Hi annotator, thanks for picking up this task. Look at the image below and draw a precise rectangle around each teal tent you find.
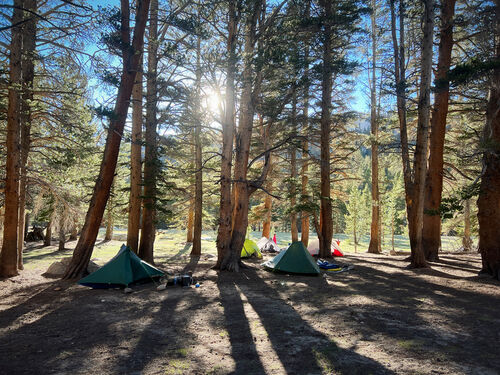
[78,245,164,288]
[262,241,320,275]
[241,239,262,259]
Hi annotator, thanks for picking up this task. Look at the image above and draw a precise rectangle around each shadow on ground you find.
[0,253,498,374]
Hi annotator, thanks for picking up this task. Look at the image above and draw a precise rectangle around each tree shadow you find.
[294,259,500,371]
[217,266,397,374]
[216,277,268,374]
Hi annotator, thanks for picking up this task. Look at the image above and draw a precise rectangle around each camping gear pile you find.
[316,259,354,273]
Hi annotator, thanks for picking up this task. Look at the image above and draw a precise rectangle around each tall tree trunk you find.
[58,215,66,251]
[215,0,237,269]
[0,0,23,277]
[127,58,143,253]
[368,0,381,254]
[191,34,203,257]
[63,0,150,279]
[390,0,429,267]
[318,0,333,258]
[301,6,310,247]
[391,0,413,252]
[422,0,456,261]
[138,0,158,264]
[290,88,298,242]
[104,189,114,241]
[44,217,52,247]
[186,194,194,242]
[17,0,36,270]
[223,0,262,271]
[262,184,273,238]
[69,218,78,241]
[462,199,472,251]
[477,0,500,280]
[186,137,195,243]
[410,0,434,268]
[259,113,273,240]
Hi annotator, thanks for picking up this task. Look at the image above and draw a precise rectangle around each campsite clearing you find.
[0,241,499,375]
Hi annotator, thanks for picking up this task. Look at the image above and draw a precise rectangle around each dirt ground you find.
[1,249,499,375]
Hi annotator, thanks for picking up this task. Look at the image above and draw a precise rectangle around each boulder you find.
[43,257,100,278]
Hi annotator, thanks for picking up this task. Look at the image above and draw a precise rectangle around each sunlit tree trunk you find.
[69,218,78,241]
[104,188,114,242]
[0,0,23,277]
[318,0,333,258]
[191,34,203,257]
[127,58,143,253]
[186,193,194,242]
[477,0,500,280]
[422,0,456,261]
[390,0,429,268]
[410,0,434,268]
[262,186,272,238]
[463,199,472,251]
[224,0,262,272]
[63,0,150,279]
[215,0,237,268]
[368,0,381,254]
[139,0,159,264]
[390,0,412,251]
[259,114,273,240]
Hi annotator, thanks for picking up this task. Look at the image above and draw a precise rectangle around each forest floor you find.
[0,239,499,375]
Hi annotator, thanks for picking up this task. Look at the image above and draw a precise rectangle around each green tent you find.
[241,239,262,259]
[78,245,164,288]
[262,241,320,275]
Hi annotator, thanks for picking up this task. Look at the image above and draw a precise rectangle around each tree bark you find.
[186,194,194,242]
[224,0,262,272]
[63,0,150,279]
[410,0,434,268]
[58,215,66,251]
[104,190,114,241]
[215,0,237,269]
[368,0,381,254]
[477,0,500,280]
[127,57,143,253]
[44,218,52,247]
[191,34,203,257]
[262,183,273,239]
[422,0,456,261]
[0,0,23,277]
[301,27,310,248]
[69,218,78,241]
[290,88,298,242]
[318,0,333,258]
[138,0,158,264]
[16,0,36,270]
[390,0,430,268]
[462,199,472,251]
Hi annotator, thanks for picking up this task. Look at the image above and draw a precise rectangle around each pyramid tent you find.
[307,238,344,257]
[262,241,320,275]
[241,239,262,258]
[257,237,281,253]
[79,244,164,288]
